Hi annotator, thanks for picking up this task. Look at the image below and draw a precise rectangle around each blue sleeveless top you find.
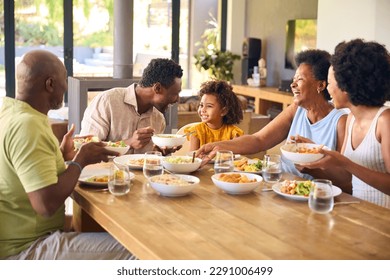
[282,105,347,179]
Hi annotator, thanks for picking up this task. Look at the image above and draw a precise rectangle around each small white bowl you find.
[149,174,199,197]
[151,134,186,148]
[103,142,130,155]
[211,172,263,195]
[73,136,100,150]
[162,156,202,174]
[280,143,329,164]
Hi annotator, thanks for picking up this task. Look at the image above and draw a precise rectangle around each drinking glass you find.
[143,151,163,179]
[214,150,234,174]
[262,154,282,184]
[308,179,334,214]
[108,164,131,196]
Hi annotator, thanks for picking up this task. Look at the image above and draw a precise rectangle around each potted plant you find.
[194,15,240,82]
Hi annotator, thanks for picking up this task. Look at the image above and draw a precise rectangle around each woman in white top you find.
[303,39,390,208]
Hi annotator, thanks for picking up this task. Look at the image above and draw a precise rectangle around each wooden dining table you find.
[72,162,390,260]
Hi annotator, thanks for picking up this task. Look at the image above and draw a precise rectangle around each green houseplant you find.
[194,15,240,82]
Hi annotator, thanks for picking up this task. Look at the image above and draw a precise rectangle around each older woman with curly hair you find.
[302,39,390,208]
[184,80,244,151]
[196,49,348,182]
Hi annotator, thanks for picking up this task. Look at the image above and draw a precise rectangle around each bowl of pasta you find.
[280,143,329,164]
[211,172,263,195]
[149,174,199,197]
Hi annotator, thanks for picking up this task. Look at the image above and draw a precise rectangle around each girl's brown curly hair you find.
[198,80,243,125]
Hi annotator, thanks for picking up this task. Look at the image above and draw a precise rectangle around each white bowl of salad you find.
[162,155,202,174]
[73,136,100,150]
[103,141,130,155]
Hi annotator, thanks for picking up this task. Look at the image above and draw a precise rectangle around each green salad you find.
[106,141,127,147]
[243,159,263,172]
[294,181,313,196]
[165,156,193,164]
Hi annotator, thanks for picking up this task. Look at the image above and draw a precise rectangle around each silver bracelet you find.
[65,161,83,173]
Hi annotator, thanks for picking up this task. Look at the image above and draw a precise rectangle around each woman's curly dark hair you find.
[331,38,390,106]
[138,58,183,88]
[295,49,332,100]
[199,80,243,125]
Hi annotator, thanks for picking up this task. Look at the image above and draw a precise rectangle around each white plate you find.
[114,154,145,170]
[272,181,342,201]
[233,159,262,174]
[78,165,134,187]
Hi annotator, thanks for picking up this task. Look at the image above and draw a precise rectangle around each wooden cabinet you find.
[232,85,293,115]
[49,118,68,142]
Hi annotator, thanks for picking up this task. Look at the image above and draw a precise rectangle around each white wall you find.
[238,0,318,87]
[230,0,390,87]
[317,0,390,53]
[375,0,390,49]
[189,0,218,89]
[227,0,246,85]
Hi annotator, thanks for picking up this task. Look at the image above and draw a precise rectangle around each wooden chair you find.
[173,122,200,156]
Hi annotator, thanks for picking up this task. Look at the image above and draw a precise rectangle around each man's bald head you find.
[17,50,64,94]
[16,50,68,112]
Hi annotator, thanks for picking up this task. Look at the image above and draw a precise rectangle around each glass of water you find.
[108,164,131,196]
[262,154,282,184]
[308,179,334,214]
[143,151,163,179]
[214,150,234,174]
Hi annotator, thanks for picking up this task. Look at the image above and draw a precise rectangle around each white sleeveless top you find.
[344,106,390,208]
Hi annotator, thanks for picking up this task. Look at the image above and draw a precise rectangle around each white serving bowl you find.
[280,143,329,164]
[162,156,202,174]
[103,142,130,155]
[211,172,263,195]
[149,174,199,197]
[151,134,186,148]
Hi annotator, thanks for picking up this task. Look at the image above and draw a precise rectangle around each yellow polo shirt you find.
[0,98,66,259]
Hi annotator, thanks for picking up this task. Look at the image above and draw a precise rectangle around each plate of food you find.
[114,154,145,170]
[233,157,263,174]
[78,167,134,187]
[272,179,342,201]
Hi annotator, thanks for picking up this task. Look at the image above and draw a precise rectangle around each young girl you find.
[184,80,244,151]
